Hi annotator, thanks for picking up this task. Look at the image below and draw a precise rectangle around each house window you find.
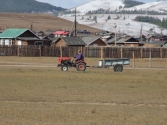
[18,40,22,45]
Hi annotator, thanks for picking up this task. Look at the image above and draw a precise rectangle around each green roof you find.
[0,28,28,38]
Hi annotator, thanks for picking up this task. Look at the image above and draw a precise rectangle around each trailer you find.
[98,58,130,72]
[57,57,130,72]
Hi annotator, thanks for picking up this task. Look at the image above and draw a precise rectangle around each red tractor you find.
[57,57,86,71]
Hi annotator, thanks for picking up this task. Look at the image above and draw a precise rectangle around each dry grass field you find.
[0,56,167,125]
[0,13,100,33]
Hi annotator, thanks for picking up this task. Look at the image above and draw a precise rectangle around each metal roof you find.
[107,36,139,44]
[107,37,123,44]
[163,43,167,48]
[61,36,86,46]
[150,41,167,47]
[0,28,39,38]
[54,31,69,35]
[82,36,100,45]
[0,28,28,38]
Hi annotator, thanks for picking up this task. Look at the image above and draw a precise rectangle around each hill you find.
[0,0,65,13]
[67,0,144,14]
[125,1,167,13]
[0,13,100,33]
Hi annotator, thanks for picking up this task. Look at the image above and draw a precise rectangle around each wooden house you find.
[53,36,86,47]
[0,28,51,46]
[149,35,167,42]
[82,36,107,46]
[107,36,139,47]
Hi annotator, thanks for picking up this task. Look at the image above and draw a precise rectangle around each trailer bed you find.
[104,58,130,66]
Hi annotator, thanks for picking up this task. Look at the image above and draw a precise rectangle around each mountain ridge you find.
[0,0,66,13]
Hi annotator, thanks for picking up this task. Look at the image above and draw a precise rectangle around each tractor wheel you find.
[61,65,68,71]
[113,64,123,72]
[77,63,86,71]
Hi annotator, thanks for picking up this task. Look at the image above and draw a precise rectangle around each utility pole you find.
[114,23,117,46]
[30,22,33,31]
[74,8,77,37]
[140,23,143,43]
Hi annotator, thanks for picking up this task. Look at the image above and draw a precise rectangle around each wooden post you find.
[160,48,162,58]
[140,48,143,60]
[17,45,20,58]
[80,46,83,53]
[133,50,135,68]
[60,45,62,57]
[120,48,122,58]
[166,52,167,68]
[101,46,103,60]
[149,52,151,68]
[83,47,85,58]
[39,45,41,58]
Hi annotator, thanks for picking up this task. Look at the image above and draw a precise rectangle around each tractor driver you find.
[74,50,84,62]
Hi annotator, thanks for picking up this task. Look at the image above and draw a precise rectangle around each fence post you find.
[166,52,167,68]
[17,45,20,58]
[160,48,162,58]
[39,45,41,58]
[80,46,83,53]
[133,50,135,68]
[101,46,103,60]
[149,52,151,68]
[60,45,62,57]
[120,47,122,58]
[140,48,143,60]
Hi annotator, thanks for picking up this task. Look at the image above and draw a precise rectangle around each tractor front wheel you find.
[61,65,68,71]
[77,63,86,71]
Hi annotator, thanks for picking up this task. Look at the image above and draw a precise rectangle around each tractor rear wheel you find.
[113,64,123,72]
[77,63,86,71]
[61,65,68,71]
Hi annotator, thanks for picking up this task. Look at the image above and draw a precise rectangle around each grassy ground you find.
[0,13,100,33]
[0,57,167,125]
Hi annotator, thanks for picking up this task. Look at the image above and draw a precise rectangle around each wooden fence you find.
[0,45,167,58]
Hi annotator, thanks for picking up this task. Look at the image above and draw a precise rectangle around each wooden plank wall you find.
[0,45,167,58]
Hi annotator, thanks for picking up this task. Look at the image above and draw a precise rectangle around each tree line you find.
[85,9,167,15]
[124,0,144,8]
[135,16,167,29]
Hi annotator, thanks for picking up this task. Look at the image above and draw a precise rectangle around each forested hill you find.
[0,0,66,13]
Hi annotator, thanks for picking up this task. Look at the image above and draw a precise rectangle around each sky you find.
[36,0,156,9]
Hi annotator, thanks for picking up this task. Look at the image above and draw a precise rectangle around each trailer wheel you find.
[77,63,86,71]
[61,65,68,71]
[113,64,123,72]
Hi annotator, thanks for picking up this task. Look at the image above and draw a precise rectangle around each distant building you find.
[0,28,51,46]
[53,30,70,37]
